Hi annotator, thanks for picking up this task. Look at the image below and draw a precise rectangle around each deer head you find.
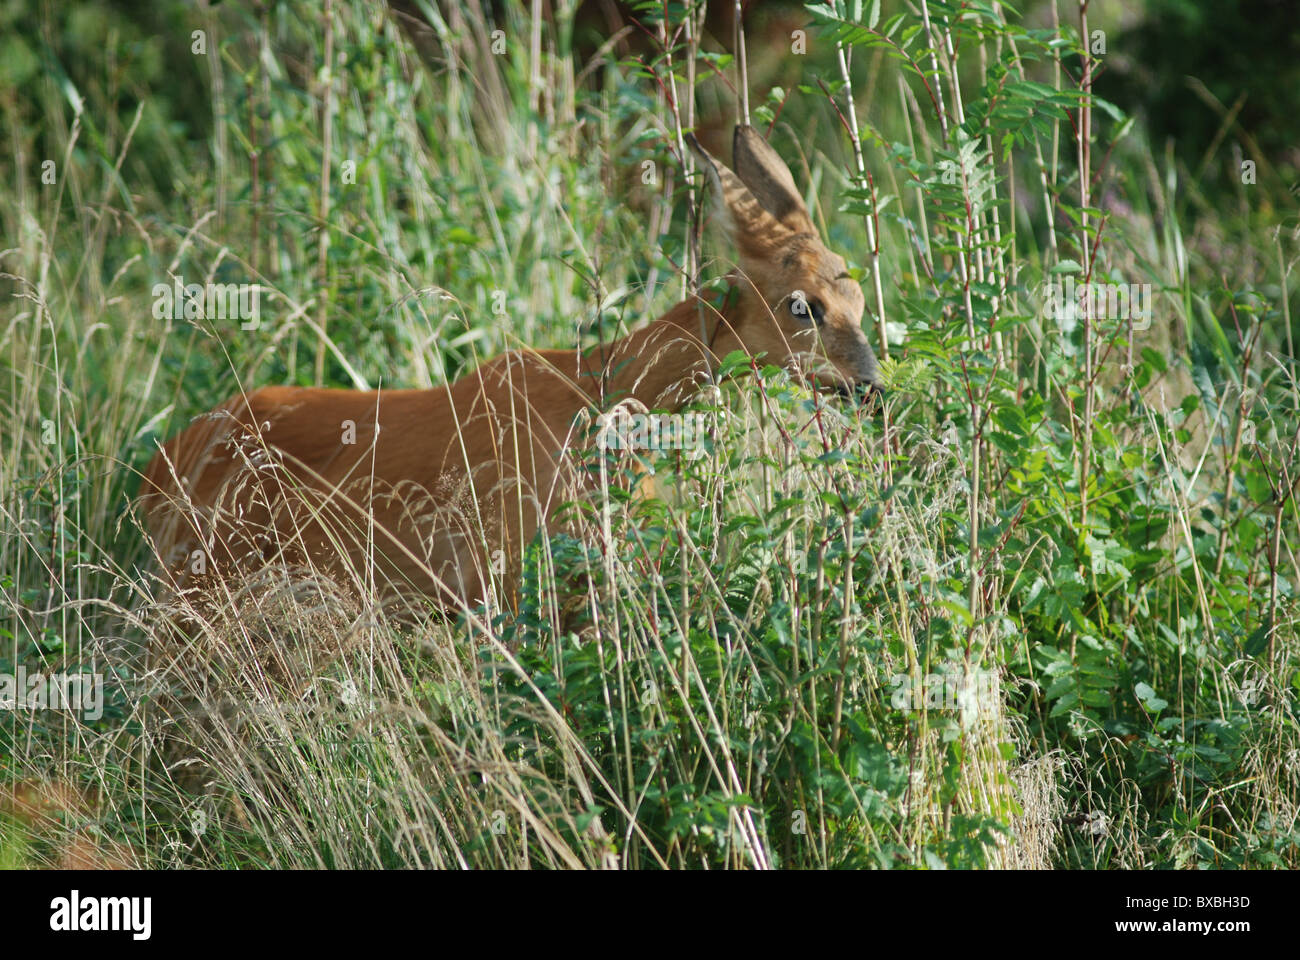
[689,125,882,397]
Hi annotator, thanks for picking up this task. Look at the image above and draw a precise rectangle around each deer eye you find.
[789,291,825,326]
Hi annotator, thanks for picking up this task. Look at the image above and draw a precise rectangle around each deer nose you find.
[857,379,884,406]
[834,378,884,406]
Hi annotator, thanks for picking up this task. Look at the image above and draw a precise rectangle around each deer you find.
[139,125,883,614]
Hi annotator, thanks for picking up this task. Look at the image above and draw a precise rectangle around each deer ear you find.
[687,132,791,247]
[731,125,815,235]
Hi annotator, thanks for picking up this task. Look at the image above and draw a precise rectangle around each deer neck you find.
[589,285,743,412]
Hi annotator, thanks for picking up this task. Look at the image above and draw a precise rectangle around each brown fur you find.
[140,126,881,611]
[2,779,137,869]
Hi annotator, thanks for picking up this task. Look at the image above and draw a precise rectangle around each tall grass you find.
[1,0,1297,868]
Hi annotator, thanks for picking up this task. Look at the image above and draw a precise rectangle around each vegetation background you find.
[1,0,1297,869]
